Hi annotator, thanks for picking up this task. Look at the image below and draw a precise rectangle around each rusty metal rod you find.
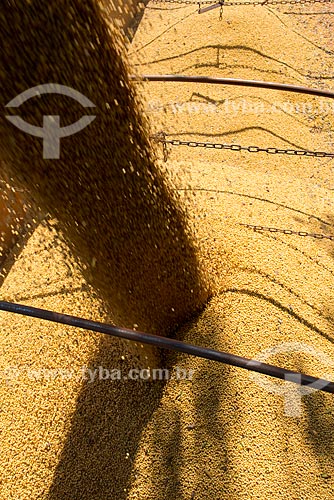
[199,2,223,14]
[131,74,334,99]
[1,300,334,393]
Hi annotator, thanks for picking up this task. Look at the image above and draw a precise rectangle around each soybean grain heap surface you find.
[1,1,334,499]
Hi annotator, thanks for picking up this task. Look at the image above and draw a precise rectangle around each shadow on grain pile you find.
[48,346,166,498]
[0,0,212,497]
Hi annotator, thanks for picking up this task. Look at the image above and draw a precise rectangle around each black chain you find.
[152,0,333,6]
[241,223,334,241]
[152,135,334,159]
